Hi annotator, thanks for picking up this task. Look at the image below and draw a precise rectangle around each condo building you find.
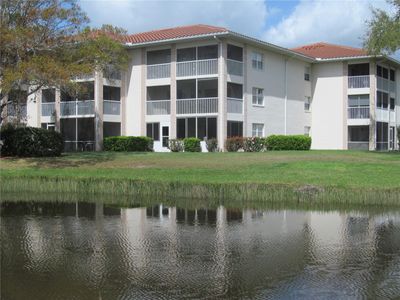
[3,24,400,151]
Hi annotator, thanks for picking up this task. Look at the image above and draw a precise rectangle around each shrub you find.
[168,139,184,152]
[183,137,201,152]
[265,135,311,150]
[0,125,63,157]
[103,136,153,152]
[225,137,244,152]
[206,138,218,152]
[243,137,267,152]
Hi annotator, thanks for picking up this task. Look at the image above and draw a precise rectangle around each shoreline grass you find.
[1,151,399,206]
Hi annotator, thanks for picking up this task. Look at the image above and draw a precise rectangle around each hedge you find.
[103,136,153,152]
[206,138,218,152]
[265,135,311,150]
[243,137,267,152]
[0,125,63,157]
[183,138,201,152]
[226,137,244,152]
[168,139,184,152]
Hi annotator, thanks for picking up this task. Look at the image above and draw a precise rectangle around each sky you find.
[79,0,394,51]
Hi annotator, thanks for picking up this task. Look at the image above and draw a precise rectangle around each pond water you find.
[1,201,400,299]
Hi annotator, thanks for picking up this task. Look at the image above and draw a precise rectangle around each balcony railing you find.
[41,103,56,117]
[227,97,243,114]
[177,97,218,115]
[103,100,120,115]
[348,106,370,119]
[7,104,27,118]
[227,59,243,76]
[147,63,171,79]
[177,59,218,77]
[60,100,95,116]
[348,75,370,89]
[377,77,389,91]
[146,100,171,115]
[376,108,389,122]
[348,141,369,150]
[389,81,396,94]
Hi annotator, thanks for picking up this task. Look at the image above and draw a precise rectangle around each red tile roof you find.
[291,42,367,59]
[124,24,228,44]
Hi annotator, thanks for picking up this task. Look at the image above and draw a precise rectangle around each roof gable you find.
[124,24,228,44]
[291,42,367,59]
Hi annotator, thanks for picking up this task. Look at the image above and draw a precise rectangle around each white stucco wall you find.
[311,62,346,149]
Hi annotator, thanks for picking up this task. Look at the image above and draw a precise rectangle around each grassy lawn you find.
[1,150,400,189]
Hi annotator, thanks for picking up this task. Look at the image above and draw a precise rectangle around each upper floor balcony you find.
[348,106,370,119]
[177,97,218,115]
[377,65,396,94]
[60,100,95,117]
[147,49,171,80]
[177,59,218,77]
[227,44,243,77]
[348,63,370,89]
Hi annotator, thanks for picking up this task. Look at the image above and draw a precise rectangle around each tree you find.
[364,0,400,55]
[0,0,128,120]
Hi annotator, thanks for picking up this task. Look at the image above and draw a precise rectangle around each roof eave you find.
[315,55,400,66]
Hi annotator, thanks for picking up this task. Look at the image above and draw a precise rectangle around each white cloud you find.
[79,0,268,37]
[264,0,390,48]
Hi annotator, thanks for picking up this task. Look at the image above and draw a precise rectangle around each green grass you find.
[1,151,400,205]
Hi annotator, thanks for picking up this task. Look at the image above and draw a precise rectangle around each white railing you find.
[348,75,370,89]
[227,97,243,114]
[390,110,396,122]
[377,77,389,91]
[348,141,369,150]
[376,108,389,122]
[146,100,171,115]
[177,97,218,114]
[103,100,120,115]
[7,104,27,118]
[176,59,218,77]
[147,63,171,79]
[227,59,243,76]
[389,81,396,94]
[347,106,370,119]
[60,100,95,116]
[41,103,56,117]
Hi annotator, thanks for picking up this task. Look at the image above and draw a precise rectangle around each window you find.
[147,85,170,100]
[304,67,310,81]
[390,69,395,82]
[147,49,171,65]
[41,123,55,131]
[348,95,369,107]
[252,123,264,137]
[42,89,55,103]
[227,44,243,62]
[252,51,263,70]
[304,97,311,111]
[304,126,311,136]
[390,97,395,110]
[146,123,160,141]
[103,122,121,137]
[252,88,264,106]
[103,86,120,101]
[377,65,383,77]
[177,47,196,62]
[197,45,218,60]
[377,91,389,109]
[227,121,243,137]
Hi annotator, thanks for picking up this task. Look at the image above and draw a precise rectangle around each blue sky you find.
[79,0,393,49]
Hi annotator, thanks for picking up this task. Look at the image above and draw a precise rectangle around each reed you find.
[2,175,400,207]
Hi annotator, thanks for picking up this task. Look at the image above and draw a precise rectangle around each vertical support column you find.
[369,61,377,151]
[55,89,61,132]
[35,88,41,127]
[140,48,146,136]
[342,62,348,149]
[170,44,177,139]
[243,45,248,137]
[218,40,227,151]
[1,95,9,124]
[94,70,104,151]
[120,70,127,136]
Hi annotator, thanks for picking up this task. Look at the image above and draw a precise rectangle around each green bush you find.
[206,138,218,152]
[243,137,267,152]
[225,137,244,152]
[0,125,63,157]
[183,138,201,152]
[265,135,311,150]
[103,136,153,152]
[168,139,184,152]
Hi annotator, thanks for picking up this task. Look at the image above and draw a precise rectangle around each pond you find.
[1,200,400,299]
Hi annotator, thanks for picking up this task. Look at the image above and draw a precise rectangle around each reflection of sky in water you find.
[1,202,400,299]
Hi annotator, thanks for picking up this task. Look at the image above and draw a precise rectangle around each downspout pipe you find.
[284,58,288,135]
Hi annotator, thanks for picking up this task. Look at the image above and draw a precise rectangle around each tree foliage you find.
[0,0,128,116]
[364,0,400,55]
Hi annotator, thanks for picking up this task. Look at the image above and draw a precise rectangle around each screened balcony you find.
[348,63,370,89]
[348,95,369,119]
[103,86,120,115]
[41,88,56,117]
[146,85,171,115]
[60,118,95,151]
[6,90,27,120]
[227,44,243,76]
[377,66,396,93]
[176,79,218,114]
[227,82,243,114]
[348,126,369,150]
[60,83,95,117]
[147,49,171,79]
[176,45,218,77]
